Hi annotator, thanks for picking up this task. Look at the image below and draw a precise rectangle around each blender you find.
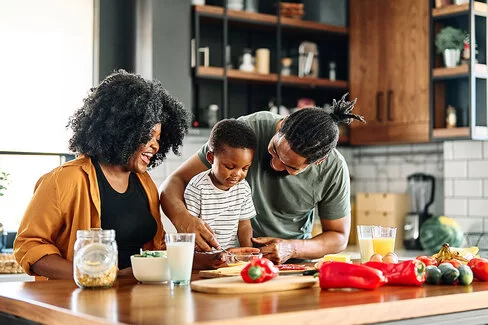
[403,173,435,250]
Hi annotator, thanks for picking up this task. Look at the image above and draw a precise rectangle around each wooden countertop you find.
[1,273,488,325]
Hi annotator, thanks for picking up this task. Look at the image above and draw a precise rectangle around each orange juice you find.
[372,237,395,256]
[358,238,374,263]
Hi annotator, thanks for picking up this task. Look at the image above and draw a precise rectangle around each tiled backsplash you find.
[443,141,488,233]
[149,132,487,236]
[338,143,444,216]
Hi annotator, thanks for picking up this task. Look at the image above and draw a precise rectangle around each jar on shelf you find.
[73,228,118,289]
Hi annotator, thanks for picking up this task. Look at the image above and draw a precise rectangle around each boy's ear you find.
[206,151,214,164]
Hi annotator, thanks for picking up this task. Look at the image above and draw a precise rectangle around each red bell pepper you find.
[468,258,488,281]
[318,261,387,290]
[364,260,426,286]
[240,258,279,283]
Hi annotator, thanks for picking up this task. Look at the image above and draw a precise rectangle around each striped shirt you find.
[184,170,256,250]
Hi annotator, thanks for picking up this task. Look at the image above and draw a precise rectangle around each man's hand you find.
[252,237,296,264]
[172,213,220,252]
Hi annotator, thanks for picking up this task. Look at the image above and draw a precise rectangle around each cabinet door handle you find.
[376,91,383,122]
[387,90,393,121]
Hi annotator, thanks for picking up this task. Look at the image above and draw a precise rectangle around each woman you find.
[14,70,191,279]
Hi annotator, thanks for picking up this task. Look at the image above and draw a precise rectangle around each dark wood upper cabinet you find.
[349,0,430,145]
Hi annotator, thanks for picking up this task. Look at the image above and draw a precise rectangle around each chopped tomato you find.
[416,255,437,266]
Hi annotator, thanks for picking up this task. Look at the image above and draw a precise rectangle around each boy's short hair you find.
[208,119,257,155]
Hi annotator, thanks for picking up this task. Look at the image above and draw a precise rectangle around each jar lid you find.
[75,243,117,275]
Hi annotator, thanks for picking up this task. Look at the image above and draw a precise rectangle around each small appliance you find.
[403,173,435,250]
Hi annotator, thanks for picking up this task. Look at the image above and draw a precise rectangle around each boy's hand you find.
[172,213,219,251]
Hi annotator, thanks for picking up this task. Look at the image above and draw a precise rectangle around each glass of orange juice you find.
[372,226,396,256]
[357,225,375,263]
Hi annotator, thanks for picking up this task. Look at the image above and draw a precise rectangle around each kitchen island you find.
[0,273,488,325]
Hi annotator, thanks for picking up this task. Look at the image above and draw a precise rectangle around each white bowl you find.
[130,251,170,283]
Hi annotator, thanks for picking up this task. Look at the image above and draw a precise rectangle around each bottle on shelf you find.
[329,61,336,81]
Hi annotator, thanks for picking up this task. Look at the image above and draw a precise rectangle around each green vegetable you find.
[441,267,459,285]
[437,262,455,273]
[419,216,464,254]
[134,251,163,258]
[457,265,473,286]
[425,265,442,285]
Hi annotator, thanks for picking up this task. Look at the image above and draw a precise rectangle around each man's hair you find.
[279,93,365,164]
[208,119,257,155]
[68,69,191,168]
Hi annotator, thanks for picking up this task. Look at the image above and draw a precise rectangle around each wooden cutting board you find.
[191,275,318,294]
[199,265,315,279]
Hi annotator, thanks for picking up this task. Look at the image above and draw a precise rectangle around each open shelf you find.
[195,66,348,88]
[194,5,348,34]
[433,64,469,79]
[432,127,470,138]
[281,75,348,89]
[432,1,487,18]
[227,69,278,83]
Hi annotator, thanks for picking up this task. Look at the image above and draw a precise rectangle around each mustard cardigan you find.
[14,156,164,275]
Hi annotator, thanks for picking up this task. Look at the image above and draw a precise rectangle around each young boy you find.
[184,119,257,250]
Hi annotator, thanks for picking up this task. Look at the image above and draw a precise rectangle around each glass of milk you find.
[165,233,195,286]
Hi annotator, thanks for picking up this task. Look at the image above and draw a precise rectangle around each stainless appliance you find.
[403,173,435,250]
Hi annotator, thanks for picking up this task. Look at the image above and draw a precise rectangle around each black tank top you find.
[93,160,157,269]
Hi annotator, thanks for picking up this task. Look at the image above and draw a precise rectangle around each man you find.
[160,94,364,263]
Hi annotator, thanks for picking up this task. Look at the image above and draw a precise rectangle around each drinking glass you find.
[165,233,195,286]
[372,226,397,256]
[357,225,375,263]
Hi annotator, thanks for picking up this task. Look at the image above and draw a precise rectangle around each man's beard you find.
[262,153,289,178]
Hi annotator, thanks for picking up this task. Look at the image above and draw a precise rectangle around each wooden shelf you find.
[432,1,487,17]
[432,3,469,17]
[196,66,224,78]
[227,69,278,83]
[432,127,470,138]
[433,64,469,79]
[281,75,348,89]
[196,66,348,88]
[194,5,348,34]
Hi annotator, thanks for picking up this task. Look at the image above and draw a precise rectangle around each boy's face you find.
[207,144,254,191]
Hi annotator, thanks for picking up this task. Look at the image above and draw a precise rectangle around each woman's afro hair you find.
[68,69,191,168]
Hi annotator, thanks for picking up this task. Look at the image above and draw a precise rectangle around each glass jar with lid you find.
[73,228,118,289]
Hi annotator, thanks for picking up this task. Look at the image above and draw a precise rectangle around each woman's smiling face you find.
[127,123,161,174]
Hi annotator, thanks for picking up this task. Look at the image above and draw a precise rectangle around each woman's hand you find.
[192,247,261,270]
[252,237,296,264]
[193,251,226,270]
[117,267,134,278]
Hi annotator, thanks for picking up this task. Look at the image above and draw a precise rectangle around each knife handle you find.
[302,269,318,276]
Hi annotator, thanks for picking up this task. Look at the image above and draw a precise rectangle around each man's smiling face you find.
[266,133,310,176]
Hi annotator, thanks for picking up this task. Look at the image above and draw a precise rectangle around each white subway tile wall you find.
[338,143,444,216]
[443,141,488,233]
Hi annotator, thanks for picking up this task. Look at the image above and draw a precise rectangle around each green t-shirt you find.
[197,111,350,239]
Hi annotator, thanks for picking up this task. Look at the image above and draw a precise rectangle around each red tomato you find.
[442,259,462,269]
[416,256,437,266]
